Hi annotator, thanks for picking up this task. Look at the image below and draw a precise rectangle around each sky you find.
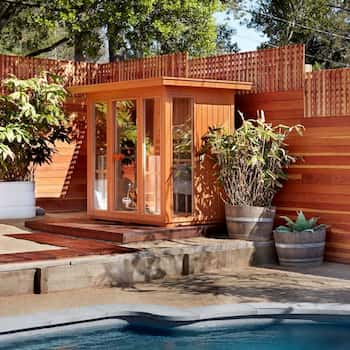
[215,10,267,52]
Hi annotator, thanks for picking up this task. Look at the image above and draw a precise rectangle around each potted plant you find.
[0,72,71,219]
[274,211,327,266]
[200,112,303,242]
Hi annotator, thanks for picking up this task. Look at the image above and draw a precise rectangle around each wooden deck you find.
[25,219,214,244]
[0,232,137,264]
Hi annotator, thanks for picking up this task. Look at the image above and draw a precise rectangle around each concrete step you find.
[0,238,268,297]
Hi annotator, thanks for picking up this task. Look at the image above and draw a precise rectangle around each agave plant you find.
[276,211,327,232]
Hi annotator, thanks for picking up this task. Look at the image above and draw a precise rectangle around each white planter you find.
[0,181,36,219]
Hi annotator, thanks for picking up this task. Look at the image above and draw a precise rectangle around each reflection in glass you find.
[94,102,107,210]
[114,100,137,211]
[144,99,160,214]
[172,98,193,214]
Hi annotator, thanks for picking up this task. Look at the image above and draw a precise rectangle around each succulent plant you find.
[276,211,327,232]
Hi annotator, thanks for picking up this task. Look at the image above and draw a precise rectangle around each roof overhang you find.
[69,76,253,94]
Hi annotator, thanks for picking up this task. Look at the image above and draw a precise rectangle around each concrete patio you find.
[1,263,350,317]
[1,214,350,317]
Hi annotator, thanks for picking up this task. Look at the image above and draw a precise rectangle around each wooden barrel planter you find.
[225,205,276,241]
[273,228,326,267]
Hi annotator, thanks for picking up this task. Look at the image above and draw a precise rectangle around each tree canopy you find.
[246,0,350,68]
[0,0,238,61]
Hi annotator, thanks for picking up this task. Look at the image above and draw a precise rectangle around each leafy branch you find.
[0,72,72,181]
[200,112,304,207]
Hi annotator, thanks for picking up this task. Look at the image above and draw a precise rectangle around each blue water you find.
[1,322,349,349]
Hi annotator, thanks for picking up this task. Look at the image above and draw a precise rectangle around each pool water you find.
[1,322,349,350]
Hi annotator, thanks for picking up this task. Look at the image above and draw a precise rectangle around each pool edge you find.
[1,302,350,337]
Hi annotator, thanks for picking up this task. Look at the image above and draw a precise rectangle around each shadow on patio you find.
[144,266,350,304]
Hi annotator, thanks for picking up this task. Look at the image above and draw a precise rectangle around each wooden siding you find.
[236,90,305,120]
[272,116,350,264]
[237,82,350,264]
[166,86,234,224]
[238,92,350,264]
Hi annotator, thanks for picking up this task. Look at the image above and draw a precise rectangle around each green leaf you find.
[275,225,291,232]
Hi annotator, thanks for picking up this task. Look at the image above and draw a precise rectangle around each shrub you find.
[200,112,303,207]
[0,72,71,181]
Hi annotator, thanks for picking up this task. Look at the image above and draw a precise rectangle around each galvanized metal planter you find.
[225,205,276,241]
[0,181,36,219]
[273,228,326,267]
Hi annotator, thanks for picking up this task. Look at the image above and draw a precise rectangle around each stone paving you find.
[1,263,350,317]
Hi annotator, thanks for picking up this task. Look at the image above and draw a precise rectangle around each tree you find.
[246,0,350,68]
[216,23,239,54]
[0,0,239,62]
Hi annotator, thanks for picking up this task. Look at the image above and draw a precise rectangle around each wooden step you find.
[36,198,86,212]
[25,219,211,243]
[0,232,136,264]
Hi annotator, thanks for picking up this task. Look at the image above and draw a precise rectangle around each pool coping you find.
[1,302,350,337]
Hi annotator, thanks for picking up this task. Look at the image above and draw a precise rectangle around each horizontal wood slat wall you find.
[272,116,350,264]
[237,84,350,264]
[236,90,305,120]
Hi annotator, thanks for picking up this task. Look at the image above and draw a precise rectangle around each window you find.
[93,102,107,210]
[172,98,193,215]
[114,100,137,211]
[143,99,161,214]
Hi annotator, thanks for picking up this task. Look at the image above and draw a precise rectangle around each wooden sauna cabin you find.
[69,77,252,226]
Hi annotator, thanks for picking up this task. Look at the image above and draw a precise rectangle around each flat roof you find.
[69,76,253,94]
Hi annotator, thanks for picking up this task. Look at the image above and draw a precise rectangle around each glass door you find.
[172,98,193,215]
[113,100,137,211]
[93,102,108,210]
[143,98,161,215]
[111,97,162,218]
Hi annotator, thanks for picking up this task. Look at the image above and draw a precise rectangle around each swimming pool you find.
[0,304,349,350]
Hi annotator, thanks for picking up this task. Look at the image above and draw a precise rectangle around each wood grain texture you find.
[264,114,350,264]
[305,69,350,117]
[189,45,305,94]
[236,90,305,120]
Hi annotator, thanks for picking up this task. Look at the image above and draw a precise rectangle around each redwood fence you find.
[305,68,350,117]
[3,45,350,118]
[0,55,100,86]
[0,45,305,94]
[189,45,305,94]
[98,53,189,82]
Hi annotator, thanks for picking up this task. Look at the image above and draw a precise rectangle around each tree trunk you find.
[74,33,85,61]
